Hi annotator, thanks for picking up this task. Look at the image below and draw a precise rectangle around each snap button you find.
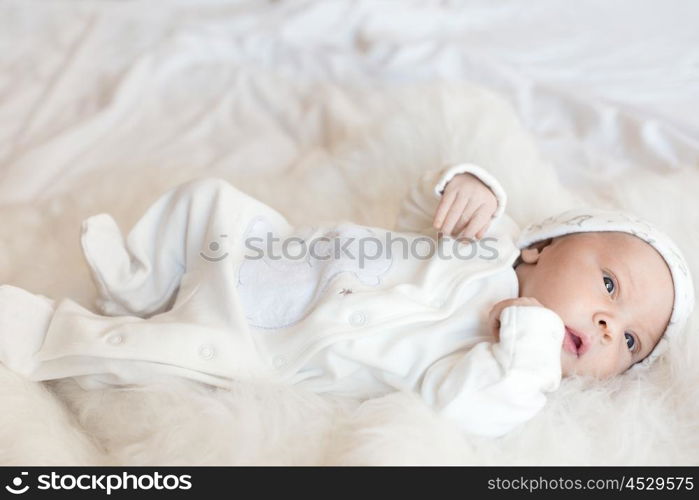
[348,311,367,326]
[198,344,215,360]
[273,355,287,368]
[107,334,124,345]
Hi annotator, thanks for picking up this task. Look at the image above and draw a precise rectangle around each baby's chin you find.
[560,351,576,377]
[560,350,594,378]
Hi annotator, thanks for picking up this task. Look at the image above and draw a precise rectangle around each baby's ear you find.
[520,238,554,264]
[520,247,540,264]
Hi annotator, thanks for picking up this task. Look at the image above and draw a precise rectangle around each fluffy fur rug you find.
[1,82,698,465]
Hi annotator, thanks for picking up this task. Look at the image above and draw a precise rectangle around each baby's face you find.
[515,232,674,378]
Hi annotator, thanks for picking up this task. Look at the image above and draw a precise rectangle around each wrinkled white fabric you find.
[1,1,698,207]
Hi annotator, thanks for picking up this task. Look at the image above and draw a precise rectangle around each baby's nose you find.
[597,317,618,343]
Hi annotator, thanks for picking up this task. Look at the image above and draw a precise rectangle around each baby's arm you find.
[419,304,564,438]
[395,164,507,237]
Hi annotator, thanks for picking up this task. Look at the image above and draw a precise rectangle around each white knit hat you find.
[516,208,695,371]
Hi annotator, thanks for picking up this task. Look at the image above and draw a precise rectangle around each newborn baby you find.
[0,164,694,437]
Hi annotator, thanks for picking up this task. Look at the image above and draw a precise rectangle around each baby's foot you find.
[0,285,55,377]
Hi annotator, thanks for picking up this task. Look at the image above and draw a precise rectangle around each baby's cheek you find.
[589,353,625,379]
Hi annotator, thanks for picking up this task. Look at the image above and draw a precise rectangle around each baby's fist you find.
[487,297,544,341]
[433,173,498,240]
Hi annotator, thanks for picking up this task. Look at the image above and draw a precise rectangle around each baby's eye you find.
[625,333,636,351]
[603,275,615,294]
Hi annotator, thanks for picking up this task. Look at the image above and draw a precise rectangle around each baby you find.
[0,164,694,437]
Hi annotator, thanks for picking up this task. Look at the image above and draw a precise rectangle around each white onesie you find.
[0,164,564,437]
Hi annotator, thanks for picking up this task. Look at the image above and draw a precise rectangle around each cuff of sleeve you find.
[495,305,564,390]
[433,163,508,219]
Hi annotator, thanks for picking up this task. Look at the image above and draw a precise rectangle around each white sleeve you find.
[420,305,564,438]
[394,163,508,235]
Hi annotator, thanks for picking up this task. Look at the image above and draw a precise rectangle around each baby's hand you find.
[488,297,544,341]
[433,173,498,240]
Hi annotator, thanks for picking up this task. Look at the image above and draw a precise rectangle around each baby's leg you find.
[0,278,271,389]
[1,179,290,388]
[0,285,54,378]
[81,178,291,317]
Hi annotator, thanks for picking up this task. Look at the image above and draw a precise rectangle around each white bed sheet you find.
[1,0,698,203]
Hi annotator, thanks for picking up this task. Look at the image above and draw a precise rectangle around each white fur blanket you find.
[1,0,698,465]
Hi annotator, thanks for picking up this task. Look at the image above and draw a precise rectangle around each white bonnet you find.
[516,208,695,371]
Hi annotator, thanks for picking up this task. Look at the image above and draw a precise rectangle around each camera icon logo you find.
[5,472,29,494]
[200,234,229,262]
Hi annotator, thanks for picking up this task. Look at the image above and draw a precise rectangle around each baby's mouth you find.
[563,326,588,357]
